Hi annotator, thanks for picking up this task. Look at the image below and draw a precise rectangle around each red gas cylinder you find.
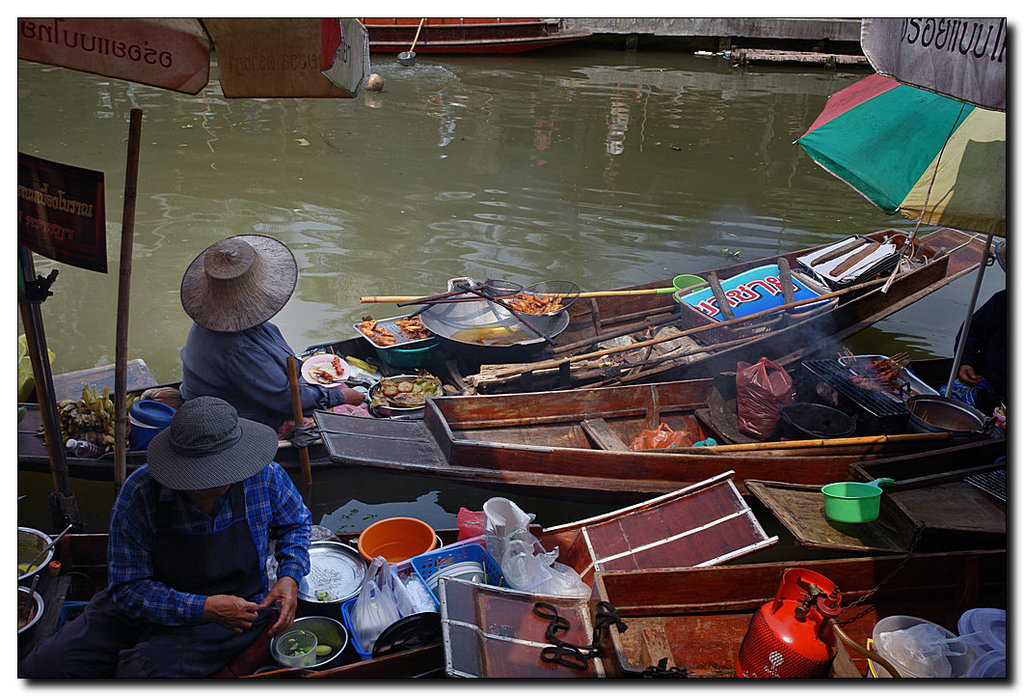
[736,568,842,678]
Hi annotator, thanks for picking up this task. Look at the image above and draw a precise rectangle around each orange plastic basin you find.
[357,516,438,563]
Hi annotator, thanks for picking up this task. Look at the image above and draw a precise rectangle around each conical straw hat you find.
[180,235,297,332]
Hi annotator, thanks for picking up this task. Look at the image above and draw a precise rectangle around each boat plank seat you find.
[580,418,631,451]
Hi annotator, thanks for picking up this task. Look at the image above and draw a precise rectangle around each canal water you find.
[16,50,1004,534]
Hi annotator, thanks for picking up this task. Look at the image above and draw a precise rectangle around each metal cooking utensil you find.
[26,523,73,572]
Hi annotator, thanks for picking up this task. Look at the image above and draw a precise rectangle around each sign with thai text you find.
[679,265,821,321]
[18,152,107,273]
[861,18,1006,112]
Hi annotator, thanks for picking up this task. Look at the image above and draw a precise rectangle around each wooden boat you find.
[436,549,1007,677]
[359,18,591,55]
[315,365,1006,499]
[451,227,988,394]
[21,473,774,678]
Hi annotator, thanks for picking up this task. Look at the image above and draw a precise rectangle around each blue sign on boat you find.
[679,264,823,321]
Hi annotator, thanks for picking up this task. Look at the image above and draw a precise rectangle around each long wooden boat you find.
[436,549,1007,677]
[20,473,775,678]
[451,227,987,394]
[359,18,591,55]
[315,366,1006,499]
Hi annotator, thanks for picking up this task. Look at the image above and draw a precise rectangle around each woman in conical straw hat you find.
[178,235,366,431]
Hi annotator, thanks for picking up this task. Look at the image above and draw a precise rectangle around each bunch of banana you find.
[37,384,140,452]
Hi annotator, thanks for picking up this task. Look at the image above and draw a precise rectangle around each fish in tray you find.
[355,314,434,349]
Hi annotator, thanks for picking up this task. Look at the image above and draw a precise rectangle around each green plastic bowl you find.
[374,340,438,369]
[821,478,895,523]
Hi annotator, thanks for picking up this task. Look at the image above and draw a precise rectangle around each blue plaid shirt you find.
[107,462,311,626]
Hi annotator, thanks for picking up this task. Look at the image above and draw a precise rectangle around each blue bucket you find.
[128,400,175,451]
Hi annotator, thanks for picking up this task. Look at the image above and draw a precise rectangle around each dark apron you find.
[20,483,275,678]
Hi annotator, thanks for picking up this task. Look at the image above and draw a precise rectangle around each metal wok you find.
[417,281,570,363]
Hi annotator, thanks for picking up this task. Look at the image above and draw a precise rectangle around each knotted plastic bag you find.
[628,422,694,451]
[736,357,793,440]
[483,497,590,598]
[351,557,403,650]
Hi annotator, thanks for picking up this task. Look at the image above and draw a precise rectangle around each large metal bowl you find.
[270,616,350,670]
[18,586,45,634]
[906,395,986,436]
[18,527,53,584]
[418,299,569,363]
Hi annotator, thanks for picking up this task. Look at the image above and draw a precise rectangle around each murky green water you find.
[16,50,1003,533]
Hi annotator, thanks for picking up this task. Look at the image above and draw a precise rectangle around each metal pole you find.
[944,232,994,397]
[18,246,83,530]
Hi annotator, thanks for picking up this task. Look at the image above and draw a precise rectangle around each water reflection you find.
[17,50,999,533]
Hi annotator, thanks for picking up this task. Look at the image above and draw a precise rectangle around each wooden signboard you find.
[18,152,107,273]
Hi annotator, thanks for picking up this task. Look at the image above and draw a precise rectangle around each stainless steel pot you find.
[906,395,987,436]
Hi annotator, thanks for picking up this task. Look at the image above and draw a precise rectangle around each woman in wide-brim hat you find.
[19,396,313,678]
[178,235,366,431]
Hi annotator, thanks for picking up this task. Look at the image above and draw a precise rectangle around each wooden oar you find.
[696,431,953,453]
[286,357,312,486]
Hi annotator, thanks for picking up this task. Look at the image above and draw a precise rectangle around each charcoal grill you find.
[800,359,910,433]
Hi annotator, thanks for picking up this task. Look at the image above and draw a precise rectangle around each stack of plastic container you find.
[958,608,1006,679]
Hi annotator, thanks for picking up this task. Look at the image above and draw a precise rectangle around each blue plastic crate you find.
[410,543,504,603]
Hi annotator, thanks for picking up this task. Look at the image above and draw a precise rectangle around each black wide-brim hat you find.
[147,396,279,490]
[180,235,298,332]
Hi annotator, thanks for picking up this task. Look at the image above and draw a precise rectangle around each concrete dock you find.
[561,17,864,58]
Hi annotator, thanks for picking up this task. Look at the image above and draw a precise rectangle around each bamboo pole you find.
[286,357,313,486]
[697,431,953,453]
[114,108,143,490]
[483,278,890,382]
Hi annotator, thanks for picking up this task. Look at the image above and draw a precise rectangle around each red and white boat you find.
[359,18,591,55]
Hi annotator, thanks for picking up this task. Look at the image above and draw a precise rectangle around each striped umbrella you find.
[797,73,1005,237]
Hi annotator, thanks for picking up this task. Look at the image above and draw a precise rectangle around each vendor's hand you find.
[958,364,982,386]
[343,386,366,406]
[203,594,261,633]
[258,576,299,636]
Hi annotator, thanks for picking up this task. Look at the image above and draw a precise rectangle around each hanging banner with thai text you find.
[861,18,1006,112]
[18,152,107,273]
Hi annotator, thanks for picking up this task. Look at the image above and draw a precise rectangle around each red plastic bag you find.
[456,507,486,541]
[736,358,793,441]
[629,423,694,451]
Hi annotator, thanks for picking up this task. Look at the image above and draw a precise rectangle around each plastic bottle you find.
[65,438,102,458]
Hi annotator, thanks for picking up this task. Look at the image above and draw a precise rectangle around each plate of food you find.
[301,354,351,387]
[368,373,444,416]
[354,314,435,350]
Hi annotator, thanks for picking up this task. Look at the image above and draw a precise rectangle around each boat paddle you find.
[397,18,425,66]
[286,357,313,487]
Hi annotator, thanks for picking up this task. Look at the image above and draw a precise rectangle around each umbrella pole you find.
[944,232,994,397]
[114,108,144,491]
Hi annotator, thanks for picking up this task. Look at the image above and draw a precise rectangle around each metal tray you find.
[837,354,939,400]
[296,540,367,605]
[354,313,436,350]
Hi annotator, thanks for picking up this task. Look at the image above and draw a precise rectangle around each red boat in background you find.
[359,18,591,55]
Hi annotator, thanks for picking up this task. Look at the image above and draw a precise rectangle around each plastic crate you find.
[339,567,438,661]
[410,543,504,604]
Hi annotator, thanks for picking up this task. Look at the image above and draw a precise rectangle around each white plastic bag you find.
[483,497,590,598]
[351,557,402,650]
